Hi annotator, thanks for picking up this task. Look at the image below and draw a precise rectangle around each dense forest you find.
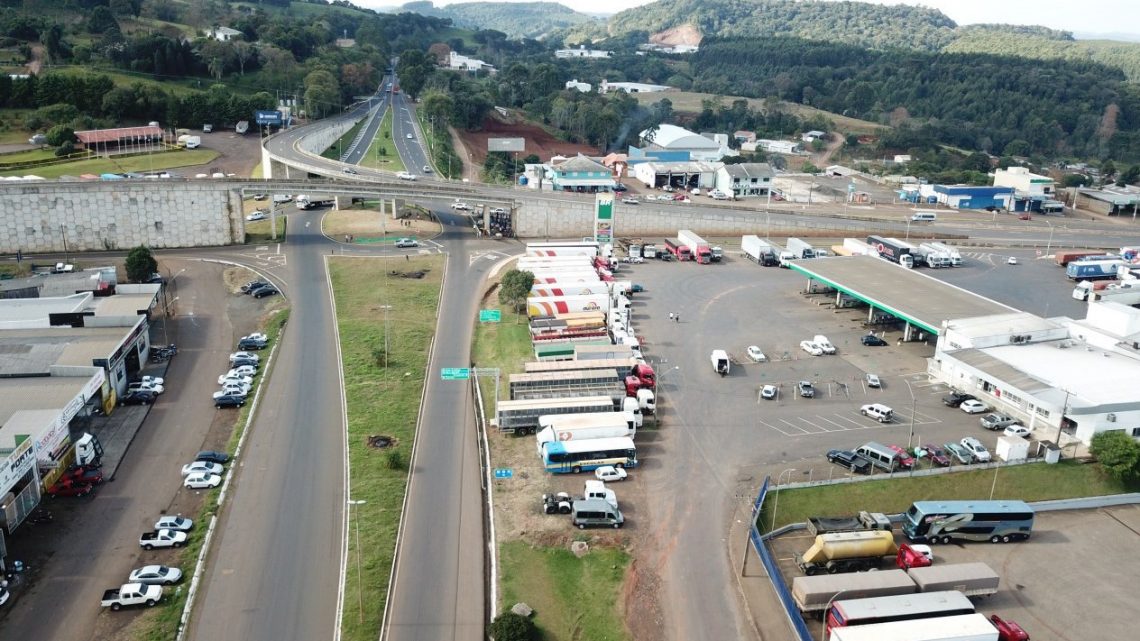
[400,1,601,40]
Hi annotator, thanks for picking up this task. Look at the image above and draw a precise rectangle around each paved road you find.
[188,209,346,641]
[388,91,435,180]
[342,78,392,166]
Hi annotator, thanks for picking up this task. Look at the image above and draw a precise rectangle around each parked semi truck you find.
[792,569,917,617]
[1054,250,1109,266]
[787,237,817,259]
[807,511,892,536]
[535,411,639,454]
[531,282,608,298]
[711,349,730,376]
[678,230,713,264]
[917,243,953,268]
[663,238,693,261]
[741,235,780,265]
[907,562,1000,598]
[867,236,916,268]
[796,530,899,575]
[843,238,876,256]
[527,294,610,318]
[926,241,963,266]
[525,358,656,385]
[494,395,615,435]
[1066,257,1123,281]
[827,613,1009,641]
[510,370,653,410]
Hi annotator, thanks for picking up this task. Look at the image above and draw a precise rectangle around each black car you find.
[241,280,269,294]
[941,391,976,407]
[120,390,157,406]
[196,450,231,464]
[251,286,279,299]
[861,335,888,346]
[214,394,246,409]
[230,357,260,369]
[827,449,872,474]
[237,338,268,351]
[613,183,628,192]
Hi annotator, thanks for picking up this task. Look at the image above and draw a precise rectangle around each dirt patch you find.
[454,115,601,169]
[187,131,264,177]
[650,24,702,46]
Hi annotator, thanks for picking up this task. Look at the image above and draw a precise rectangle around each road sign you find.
[440,368,471,380]
[479,309,501,323]
[255,110,283,126]
[494,468,513,479]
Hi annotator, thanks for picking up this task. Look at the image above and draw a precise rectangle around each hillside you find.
[946,26,1140,83]
[399,1,601,39]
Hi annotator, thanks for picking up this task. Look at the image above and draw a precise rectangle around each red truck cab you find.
[991,615,1030,641]
[895,542,933,569]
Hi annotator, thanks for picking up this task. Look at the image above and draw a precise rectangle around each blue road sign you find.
[494,468,513,479]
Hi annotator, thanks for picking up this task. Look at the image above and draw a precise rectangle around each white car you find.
[137,376,165,387]
[709,190,730,200]
[865,373,881,388]
[215,383,251,397]
[621,197,640,205]
[129,565,183,586]
[594,465,627,482]
[246,210,267,221]
[1003,424,1032,438]
[761,384,778,400]
[960,437,992,462]
[813,335,837,354]
[405,133,413,139]
[181,461,223,477]
[154,515,194,531]
[746,345,767,362]
[128,381,165,395]
[224,365,258,378]
[450,202,470,211]
[184,472,222,489]
[959,399,988,414]
[396,171,416,181]
[395,238,419,248]
[218,373,253,386]
[490,207,507,215]
[800,340,824,356]
[1007,257,1018,265]
[229,352,261,364]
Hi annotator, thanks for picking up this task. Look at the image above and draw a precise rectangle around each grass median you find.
[330,256,443,641]
[473,301,631,641]
[757,460,1138,532]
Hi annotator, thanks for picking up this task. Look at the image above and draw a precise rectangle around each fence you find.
[749,476,813,641]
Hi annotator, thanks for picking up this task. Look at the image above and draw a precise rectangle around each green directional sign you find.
[479,309,502,323]
[440,368,471,380]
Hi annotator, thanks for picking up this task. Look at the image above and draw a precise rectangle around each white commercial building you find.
[447,51,493,72]
[555,47,612,59]
[632,161,722,191]
[748,139,803,155]
[993,166,1056,198]
[565,79,592,93]
[715,163,774,197]
[601,80,671,94]
[638,124,726,162]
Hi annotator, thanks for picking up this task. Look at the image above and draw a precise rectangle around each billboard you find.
[594,194,614,245]
[255,110,284,126]
[488,137,525,152]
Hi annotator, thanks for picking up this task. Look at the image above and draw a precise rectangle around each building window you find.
[1035,405,1050,418]
[155,221,163,231]
[1132,427,1140,438]
[1003,391,1023,407]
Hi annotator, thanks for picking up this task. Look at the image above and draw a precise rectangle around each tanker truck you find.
[795,530,899,575]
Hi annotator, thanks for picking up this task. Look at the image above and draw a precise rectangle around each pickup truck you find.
[101,583,163,610]
[139,529,188,550]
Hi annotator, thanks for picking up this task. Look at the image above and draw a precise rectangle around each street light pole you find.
[903,379,916,452]
[771,468,797,531]
[822,590,848,639]
[1045,220,1055,255]
[347,499,367,622]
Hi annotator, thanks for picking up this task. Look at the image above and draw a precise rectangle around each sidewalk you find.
[728,499,790,641]
[72,358,170,479]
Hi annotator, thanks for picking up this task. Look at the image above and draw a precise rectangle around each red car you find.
[64,465,104,485]
[47,478,94,498]
[887,444,916,468]
[919,444,951,467]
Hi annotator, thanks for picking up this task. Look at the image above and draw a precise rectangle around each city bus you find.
[902,500,1034,544]
[541,436,636,474]
[825,590,975,638]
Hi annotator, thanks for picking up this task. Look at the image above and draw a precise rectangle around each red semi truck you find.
[663,239,693,261]
[678,230,713,264]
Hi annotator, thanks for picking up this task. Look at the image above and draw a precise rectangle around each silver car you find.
[129,565,183,586]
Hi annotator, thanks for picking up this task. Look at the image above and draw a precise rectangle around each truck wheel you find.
[111,603,122,611]
[990,535,1002,544]
[577,523,586,530]
[571,466,581,474]
[614,522,622,529]
[145,599,156,607]
[1001,535,1012,543]
[827,564,840,574]
[175,542,184,548]
[804,566,818,576]
[144,544,154,550]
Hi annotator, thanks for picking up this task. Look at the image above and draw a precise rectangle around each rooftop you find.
[722,163,774,180]
[975,340,1140,408]
[0,378,90,427]
[788,256,1015,335]
[639,124,720,150]
[75,126,162,145]
[93,293,157,317]
[945,312,1064,339]
[0,325,135,375]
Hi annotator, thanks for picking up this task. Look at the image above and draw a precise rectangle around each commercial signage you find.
[0,439,35,490]
[594,194,614,245]
[255,110,284,126]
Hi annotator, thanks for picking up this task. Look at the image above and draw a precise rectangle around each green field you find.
[758,460,1138,532]
[330,256,443,641]
[360,109,404,173]
[244,216,287,244]
[472,305,532,420]
[0,149,218,179]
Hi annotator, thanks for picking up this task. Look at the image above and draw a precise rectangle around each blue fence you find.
[750,476,813,641]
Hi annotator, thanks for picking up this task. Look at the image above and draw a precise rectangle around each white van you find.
[855,441,902,471]
[571,498,624,529]
[860,403,894,423]
[911,211,937,222]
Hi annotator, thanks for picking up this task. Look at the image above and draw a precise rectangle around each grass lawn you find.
[322,119,366,161]
[499,541,630,641]
[472,306,532,420]
[757,460,1138,532]
[244,217,287,244]
[359,109,404,173]
[0,149,219,178]
[330,256,443,641]
[0,148,60,164]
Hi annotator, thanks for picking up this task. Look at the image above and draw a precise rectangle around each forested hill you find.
[946,25,1140,83]
[400,1,601,39]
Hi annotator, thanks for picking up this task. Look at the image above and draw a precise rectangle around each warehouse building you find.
[637,124,726,162]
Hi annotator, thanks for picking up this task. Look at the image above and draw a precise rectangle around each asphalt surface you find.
[341,77,392,166]
[388,91,435,180]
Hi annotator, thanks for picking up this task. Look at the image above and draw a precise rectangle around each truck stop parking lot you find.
[765,505,1140,641]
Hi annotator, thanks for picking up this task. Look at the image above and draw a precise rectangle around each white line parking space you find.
[759,408,944,436]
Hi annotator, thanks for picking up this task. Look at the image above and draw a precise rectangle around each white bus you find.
[541,436,637,474]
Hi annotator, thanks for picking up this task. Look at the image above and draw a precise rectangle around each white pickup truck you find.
[711,350,731,376]
[813,335,837,354]
[101,583,163,610]
[139,529,187,550]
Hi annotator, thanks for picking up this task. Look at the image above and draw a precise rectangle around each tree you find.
[45,125,75,147]
[487,612,537,641]
[125,246,158,283]
[1089,431,1140,483]
[303,69,341,118]
[232,41,254,76]
[802,162,820,174]
[498,270,534,316]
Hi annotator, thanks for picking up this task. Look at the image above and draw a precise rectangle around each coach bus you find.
[902,500,1034,544]
[541,436,636,474]
[825,590,975,638]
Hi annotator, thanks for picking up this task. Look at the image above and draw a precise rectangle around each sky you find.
[361,0,1140,37]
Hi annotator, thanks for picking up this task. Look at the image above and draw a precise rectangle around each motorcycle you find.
[27,509,53,525]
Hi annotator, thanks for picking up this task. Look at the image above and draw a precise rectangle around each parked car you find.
[252,194,268,201]
[943,441,974,464]
[630,284,645,293]
[47,478,94,498]
[184,472,222,489]
[128,381,164,395]
[942,391,975,407]
[215,385,250,398]
[129,565,183,586]
[64,465,104,485]
[1007,256,1019,265]
[1004,424,1032,438]
[797,381,815,398]
[918,444,951,467]
[865,373,881,388]
[826,449,871,474]
[861,335,888,346]
[251,286,279,299]
[886,444,915,468]
[238,337,267,350]
[218,373,253,386]
[223,366,258,379]
[136,375,165,387]
[154,515,193,531]
[960,399,988,414]
[799,340,824,356]
[594,465,628,482]
[761,384,778,400]
[230,357,259,369]
[621,196,640,205]
[960,436,992,462]
[196,450,230,465]
[120,390,157,406]
[746,345,767,362]
[490,207,507,215]
[229,352,261,364]
[246,210,268,221]
[181,461,223,477]
[395,238,419,248]
[214,394,245,409]
[241,280,269,293]
[613,183,628,192]
[980,413,1017,430]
